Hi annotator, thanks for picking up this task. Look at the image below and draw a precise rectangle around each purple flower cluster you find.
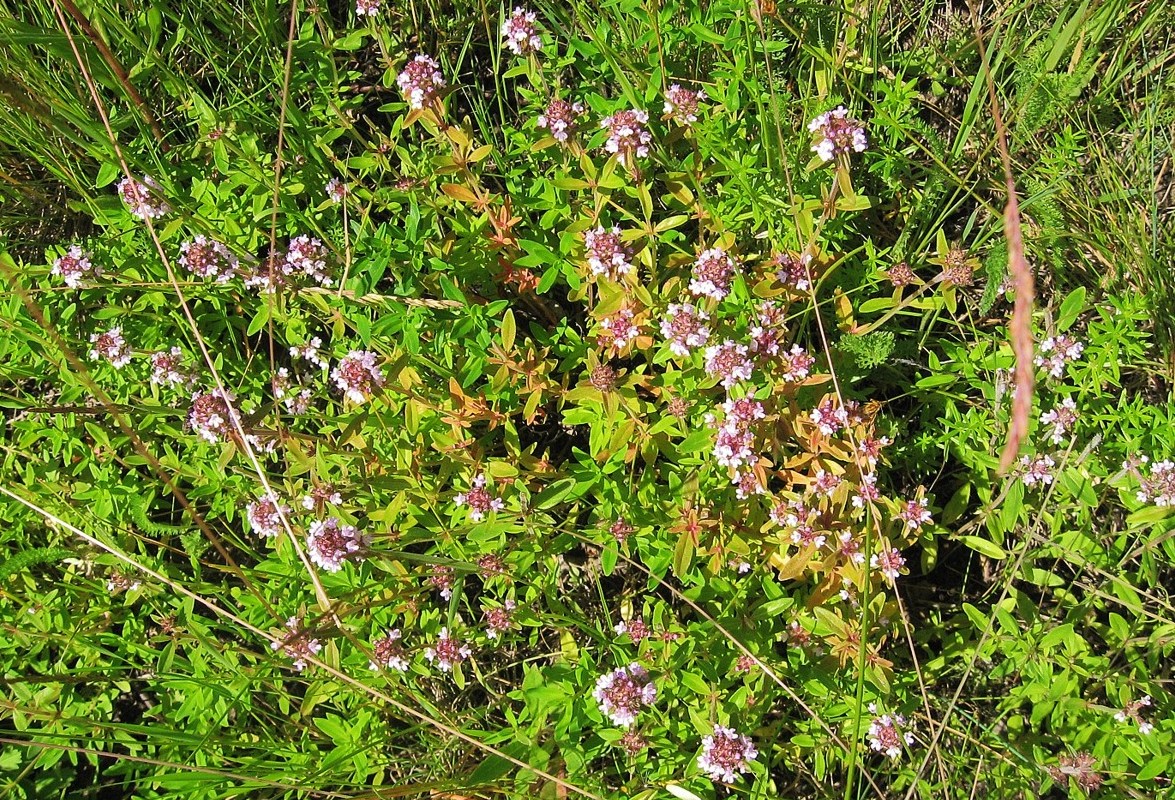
[501,7,542,55]
[808,106,868,162]
[52,245,100,287]
[307,517,367,572]
[584,226,634,279]
[697,726,757,782]
[397,54,445,110]
[180,235,238,281]
[689,247,737,300]
[331,349,385,404]
[660,303,711,356]
[538,98,584,143]
[600,109,652,167]
[593,663,656,727]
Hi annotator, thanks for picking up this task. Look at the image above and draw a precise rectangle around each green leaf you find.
[536,266,560,294]
[95,162,120,188]
[677,428,712,454]
[531,478,576,510]
[501,309,516,351]
[666,784,705,800]
[958,535,1007,560]
[1056,287,1086,331]
[915,373,956,388]
[247,305,270,336]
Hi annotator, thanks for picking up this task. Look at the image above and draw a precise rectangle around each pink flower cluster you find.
[272,368,312,415]
[325,178,349,203]
[777,345,816,383]
[424,627,472,671]
[52,245,100,287]
[538,98,584,143]
[150,348,190,387]
[331,349,385,404]
[369,629,408,671]
[455,473,505,521]
[1035,334,1084,378]
[285,235,332,286]
[1019,454,1056,487]
[712,396,764,471]
[689,247,737,300]
[599,308,641,351]
[371,629,408,667]
[307,517,367,572]
[1040,397,1078,443]
[896,497,932,530]
[867,704,915,758]
[243,237,333,292]
[1136,459,1175,507]
[600,109,652,167]
[584,226,634,279]
[749,301,786,357]
[810,397,850,436]
[704,341,753,389]
[501,7,542,55]
[660,303,711,356]
[593,663,656,727]
[870,546,907,583]
[302,484,343,513]
[397,54,446,110]
[291,337,329,370]
[808,106,868,162]
[1114,695,1154,734]
[426,564,455,599]
[483,600,517,639]
[272,617,322,672]
[180,235,238,281]
[663,84,702,125]
[774,251,812,291]
[118,176,171,220]
[697,726,757,782]
[355,0,380,16]
[89,326,132,368]
[187,388,239,443]
[248,494,289,538]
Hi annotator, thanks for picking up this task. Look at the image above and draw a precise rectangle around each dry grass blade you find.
[998,186,1035,474]
[966,0,1035,473]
